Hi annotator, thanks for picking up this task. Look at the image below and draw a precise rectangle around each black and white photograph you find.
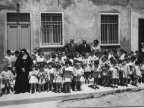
[0,0,144,108]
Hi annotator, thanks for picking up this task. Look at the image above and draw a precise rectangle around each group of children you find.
[0,48,144,96]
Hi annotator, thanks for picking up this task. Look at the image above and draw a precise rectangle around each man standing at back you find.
[64,38,78,58]
[79,39,91,55]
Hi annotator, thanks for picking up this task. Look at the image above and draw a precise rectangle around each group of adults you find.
[64,38,101,58]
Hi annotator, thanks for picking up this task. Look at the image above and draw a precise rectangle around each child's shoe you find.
[74,87,77,92]
[85,80,87,84]
[10,90,13,94]
[58,89,61,93]
[88,80,90,84]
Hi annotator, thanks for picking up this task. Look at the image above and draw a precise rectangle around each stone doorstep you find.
[0,85,144,107]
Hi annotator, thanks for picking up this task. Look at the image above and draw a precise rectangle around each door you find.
[139,19,144,50]
[7,13,31,52]
[7,25,18,51]
[19,25,31,51]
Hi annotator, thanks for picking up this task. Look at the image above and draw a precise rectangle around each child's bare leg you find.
[55,83,58,93]
[135,78,138,86]
[74,81,78,91]
[84,73,87,83]
[116,79,118,87]
[88,73,90,84]
[39,84,41,93]
[94,78,96,89]
[112,79,114,88]
[59,83,62,92]
[79,81,82,90]
[8,82,12,94]
[34,84,36,93]
[122,78,124,86]
[0,82,1,95]
[50,81,53,91]
[30,84,33,94]
[140,77,143,84]
[68,82,71,93]
[42,84,44,91]
[65,82,67,93]
[125,78,128,86]
[96,78,99,89]
[47,81,50,92]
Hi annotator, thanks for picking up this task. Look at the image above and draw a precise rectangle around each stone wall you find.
[0,0,133,61]
[20,0,131,52]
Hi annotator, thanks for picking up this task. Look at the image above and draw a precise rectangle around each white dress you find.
[63,66,74,82]
[91,45,101,53]
[73,68,84,81]
[53,69,63,83]
[46,68,55,82]
[29,71,38,84]
[90,55,99,71]
[82,57,91,72]
[110,67,119,79]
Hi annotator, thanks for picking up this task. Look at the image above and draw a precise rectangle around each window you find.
[41,13,63,46]
[101,15,119,45]
[7,13,30,22]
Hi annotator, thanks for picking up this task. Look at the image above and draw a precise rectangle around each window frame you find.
[100,13,120,46]
[40,12,64,48]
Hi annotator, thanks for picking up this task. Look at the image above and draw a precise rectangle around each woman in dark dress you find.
[14,49,32,93]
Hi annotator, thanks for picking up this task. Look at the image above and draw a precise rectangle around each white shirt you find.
[5,55,13,67]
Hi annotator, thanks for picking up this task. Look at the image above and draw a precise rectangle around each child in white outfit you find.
[1,66,14,94]
[29,65,38,94]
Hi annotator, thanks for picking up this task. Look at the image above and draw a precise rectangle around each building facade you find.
[0,0,144,63]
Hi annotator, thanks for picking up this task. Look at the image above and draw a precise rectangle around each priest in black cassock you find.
[79,39,91,55]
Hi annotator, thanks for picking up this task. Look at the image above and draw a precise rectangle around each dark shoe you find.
[0,93,2,97]
[96,86,99,89]
[88,80,90,84]
[58,90,61,93]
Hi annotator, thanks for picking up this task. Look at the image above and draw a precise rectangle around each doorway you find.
[139,19,144,50]
[7,13,31,52]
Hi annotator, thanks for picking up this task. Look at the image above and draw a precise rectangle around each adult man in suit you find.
[79,39,91,55]
[64,38,78,58]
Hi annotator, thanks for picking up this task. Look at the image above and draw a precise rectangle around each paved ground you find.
[58,88,144,107]
[0,83,144,108]
[1,101,57,108]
